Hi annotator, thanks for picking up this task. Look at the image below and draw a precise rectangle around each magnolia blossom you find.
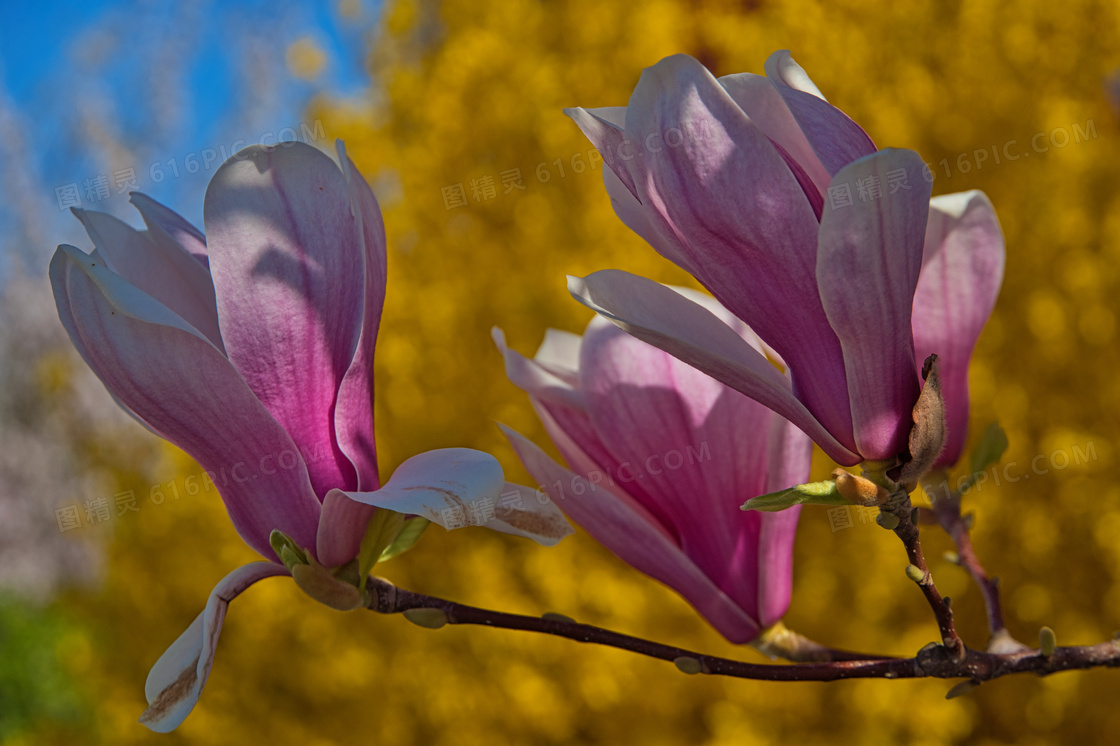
[50,141,571,731]
[494,287,811,643]
[565,51,1004,470]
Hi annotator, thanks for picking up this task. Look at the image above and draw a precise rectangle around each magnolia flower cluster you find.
[49,50,1003,732]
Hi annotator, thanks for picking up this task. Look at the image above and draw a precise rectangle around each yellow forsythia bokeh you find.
[23,0,1120,744]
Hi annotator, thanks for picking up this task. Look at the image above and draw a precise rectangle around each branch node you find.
[365,575,398,613]
[986,629,1030,654]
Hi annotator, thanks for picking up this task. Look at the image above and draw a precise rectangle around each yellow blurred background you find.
[10,0,1120,744]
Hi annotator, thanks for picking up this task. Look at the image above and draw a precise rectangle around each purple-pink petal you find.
[579,106,703,272]
[130,191,210,268]
[569,270,860,464]
[493,326,619,477]
[50,245,321,558]
[204,142,366,497]
[492,327,585,412]
[913,191,1005,467]
[332,142,386,491]
[72,207,223,350]
[619,54,853,443]
[817,149,932,459]
[578,315,783,617]
[761,50,827,98]
[718,71,832,197]
[501,424,762,643]
[600,162,700,275]
[140,562,287,732]
[563,106,640,201]
[316,490,377,568]
[530,327,583,384]
[763,51,877,176]
[755,415,812,626]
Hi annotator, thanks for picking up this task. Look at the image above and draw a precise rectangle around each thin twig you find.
[925,480,1028,652]
[364,576,1120,685]
[881,490,966,660]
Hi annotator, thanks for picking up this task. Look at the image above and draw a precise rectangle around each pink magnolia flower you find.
[565,52,1003,470]
[50,141,571,731]
[494,287,811,643]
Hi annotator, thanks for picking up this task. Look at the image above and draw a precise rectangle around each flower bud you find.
[270,529,309,571]
[673,656,706,675]
[832,469,890,506]
[542,612,576,624]
[1039,626,1057,656]
[945,680,978,699]
[876,512,900,530]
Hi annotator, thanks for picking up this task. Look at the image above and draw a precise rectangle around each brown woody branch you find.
[365,576,1120,686]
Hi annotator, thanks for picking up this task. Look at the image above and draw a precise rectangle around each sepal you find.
[380,517,430,562]
[357,509,407,591]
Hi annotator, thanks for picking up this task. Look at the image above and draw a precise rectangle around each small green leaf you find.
[961,422,1009,491]
[357,510,406,590]
[379,517,431,563]
[740,480,847,512]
